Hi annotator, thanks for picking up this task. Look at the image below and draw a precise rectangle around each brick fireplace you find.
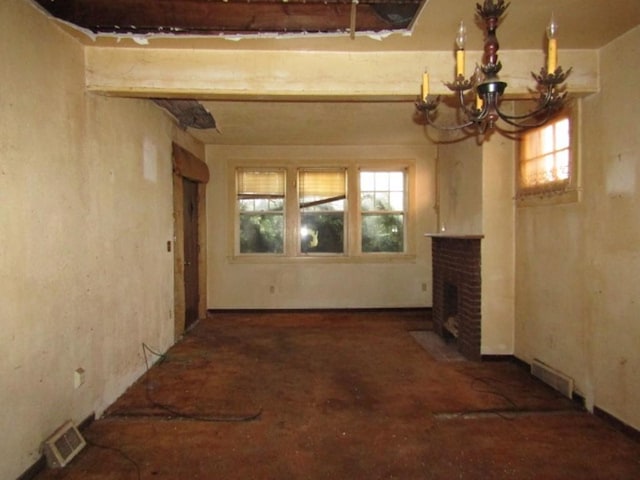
[427,234,483,361]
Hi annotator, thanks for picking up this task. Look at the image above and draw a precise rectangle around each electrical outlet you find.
[269,285,275,294]
[74,368,85,389]
[421,282,428,292]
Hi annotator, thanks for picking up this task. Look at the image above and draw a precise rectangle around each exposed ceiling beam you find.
[86,48,598,100]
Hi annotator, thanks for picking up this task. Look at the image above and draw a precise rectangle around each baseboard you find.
[16,455,46,480]
[78,412,95,431]
[571,391,586,409]
[594,406,640,442]
[207,307,432,315]
[480,354,518,363]
[488,357,640,439]
[17,413,95,480]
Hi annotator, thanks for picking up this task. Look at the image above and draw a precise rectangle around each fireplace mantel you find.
[425,233,484,240]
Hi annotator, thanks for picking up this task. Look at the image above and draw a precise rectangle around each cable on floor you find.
[469,375,519,410]
[84,437,141,480]
[141,343,263,423]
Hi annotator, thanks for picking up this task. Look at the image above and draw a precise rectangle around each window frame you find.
[230,161,415,262]
[516,104,581,206]
[358,168,408,254]
[235,167,287,255]
[298,167,348,256]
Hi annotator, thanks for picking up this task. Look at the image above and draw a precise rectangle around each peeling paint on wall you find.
[143,137,158,183]
[606,150,636,197]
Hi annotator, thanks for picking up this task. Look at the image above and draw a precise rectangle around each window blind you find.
[299,169,346,208]
[237,169,285,198]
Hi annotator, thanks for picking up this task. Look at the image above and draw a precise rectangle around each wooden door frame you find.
[172,144,209,340]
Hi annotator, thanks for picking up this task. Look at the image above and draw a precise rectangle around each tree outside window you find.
[237,169,285,253]
[299,169,346,254]
[234,164,412,257]
[360,170,405,253]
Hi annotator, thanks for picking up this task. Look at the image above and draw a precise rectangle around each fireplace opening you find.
[443,282,459,341]
[428,235,483,361]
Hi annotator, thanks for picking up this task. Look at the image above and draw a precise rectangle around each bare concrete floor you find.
[36,310,640,479]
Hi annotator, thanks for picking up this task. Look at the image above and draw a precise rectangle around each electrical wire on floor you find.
[435,374,577,422]
[429,374,531,421]
[84,437,141,480]
[141,342,263,423]
[469,375,519,412]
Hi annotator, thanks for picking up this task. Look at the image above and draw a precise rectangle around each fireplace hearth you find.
[427,234,483,361]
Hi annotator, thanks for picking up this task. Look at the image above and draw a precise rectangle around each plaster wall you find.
[434,134,515,355]
[0,2,179,477]
[515,26,640,429]
[206,144,436,309]
[436,139,483,235]
[481,135,515,355]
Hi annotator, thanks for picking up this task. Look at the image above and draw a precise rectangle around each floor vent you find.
[531,359,574,398]
[42,420,86,468]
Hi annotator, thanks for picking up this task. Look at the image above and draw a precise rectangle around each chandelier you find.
[415,0,571,137]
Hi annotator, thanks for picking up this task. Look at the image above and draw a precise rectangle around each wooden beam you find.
[173,144,209,184]
[86,47,598,100]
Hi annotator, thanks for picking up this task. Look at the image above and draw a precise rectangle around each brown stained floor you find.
[36,310,640,480]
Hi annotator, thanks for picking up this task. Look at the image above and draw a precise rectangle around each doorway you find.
[172,143,209,339]
[183,178,199,329]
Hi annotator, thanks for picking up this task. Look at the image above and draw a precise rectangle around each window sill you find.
[228,253,417,265]
[516,187,580,207]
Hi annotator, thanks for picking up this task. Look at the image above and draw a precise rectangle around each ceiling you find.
[33,0,423,36]
[197,100,433,145]
[34,0,640,145]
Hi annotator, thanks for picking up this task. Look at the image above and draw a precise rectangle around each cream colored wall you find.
[434,134,515,355]
[481,135,515,355]
[0,2,180,478]
[206,144,436,309]
[436,140,483,234]
[515,26,640,429]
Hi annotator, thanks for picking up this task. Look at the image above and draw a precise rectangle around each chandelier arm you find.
[494,105,555,129]
[492,124,528,140]
[457,89,481,120]
[494,93,566,130]
[424,114,477,131]
[497,107,551,121]
[495,90,561,122]
[416,91,479,131]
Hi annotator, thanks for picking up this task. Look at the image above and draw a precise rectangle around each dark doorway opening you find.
[183,177,200,329]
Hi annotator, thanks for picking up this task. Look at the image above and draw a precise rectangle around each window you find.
[360,170,405,253]
[518,115,572,195]
[299,169,346,254]
[234,163,412,259]
[237,168,285,254]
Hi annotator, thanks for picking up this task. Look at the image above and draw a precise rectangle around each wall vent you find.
[42,420,86,468]
[531,359,574,398]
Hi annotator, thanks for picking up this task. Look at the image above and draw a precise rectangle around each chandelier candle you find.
[547,15,558,73]
[455,21,467,77]
[422,71,429,101]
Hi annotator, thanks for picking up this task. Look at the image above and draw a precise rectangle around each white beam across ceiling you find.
[85,47,598,100]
